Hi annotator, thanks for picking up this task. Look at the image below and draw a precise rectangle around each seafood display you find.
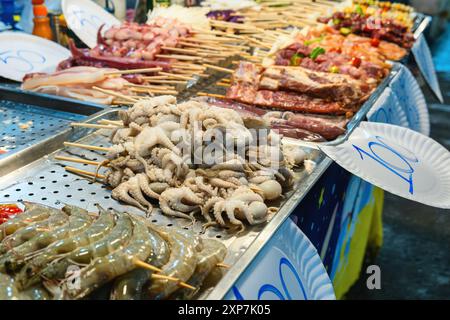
[0,202,227,300]
[96,95,299,232]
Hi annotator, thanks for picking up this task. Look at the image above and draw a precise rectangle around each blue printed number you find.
[352,135,419,194]
[73,10,102,29]
[232,257,307,300]
[0,50,46,72]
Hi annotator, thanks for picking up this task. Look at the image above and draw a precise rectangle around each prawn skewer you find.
[39,211,134,281]
[0,210,69,255]
[0,202,59,241]
[64,215,153,299]
[16,206,115,290]
[0,206,94,273]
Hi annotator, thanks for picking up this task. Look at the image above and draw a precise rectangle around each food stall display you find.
[0,0,445,301]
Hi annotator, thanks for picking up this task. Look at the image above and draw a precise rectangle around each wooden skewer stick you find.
[98,119,123,126]
[92,86,138,103]
[54,156,103,166]
[65,166,106,180]
[133,258,196,291]
[203,64,234,74]
[216,82,230,87]
[158,72,195,81]
[128,87,178,95]
[216,263,231,269]
[161,46,198,55]
[124,83,175,90]
[63,142,111,152]
[143,79,187,85]
[70,122,117,130]
[197,92,227,99]
[155,54,200,61]
[105,67,162,75]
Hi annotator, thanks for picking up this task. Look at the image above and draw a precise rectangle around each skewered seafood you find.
[16,206,115,290]
[63,215,153,299]
[1,206,94,273]
[144,227,198,300]
[22,67,134,105]
[0,203,228,300]
[101,96,297,231]
[170,238,226,300]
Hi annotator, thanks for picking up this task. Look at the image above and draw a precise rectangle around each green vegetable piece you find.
[339,27,352,35]
[309,47,325,60]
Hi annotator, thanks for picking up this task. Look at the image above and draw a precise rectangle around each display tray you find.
[0,86,113,177]
[0,107,331,299]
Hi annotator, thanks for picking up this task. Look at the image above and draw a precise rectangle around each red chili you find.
[0,204,23,225]
[371,37,380,47]
[351,57,362,68]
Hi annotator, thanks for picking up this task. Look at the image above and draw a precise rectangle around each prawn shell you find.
[144,228,198,300]
[110,223,170,300]
[16,210,115,290]
[1,207,94,273]
[170,239,227,300]
[39,212,133,281]
[0,202,58,241]
[0,210,69,254]
[66,215,153,299]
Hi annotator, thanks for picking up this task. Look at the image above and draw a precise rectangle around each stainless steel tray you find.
[0,107,328,300]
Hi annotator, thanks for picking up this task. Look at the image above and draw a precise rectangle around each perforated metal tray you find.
[0,108,330,299]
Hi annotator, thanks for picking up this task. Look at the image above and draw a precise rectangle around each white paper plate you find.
[0,32,70,82]
[321,122,450,209]
[367,87,409,127]
[62,0,121,48]
[224,218,335,300]
[389,65,430,136]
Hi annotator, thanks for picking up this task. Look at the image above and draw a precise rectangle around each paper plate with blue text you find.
[320,122,450,209]
[367,87,409,127]
[62,0,121,48]
[0,32,70,82]
[224,218,335,300]
[389,65,430,136]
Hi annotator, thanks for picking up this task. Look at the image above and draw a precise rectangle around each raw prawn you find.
[64,215,153,299]
[16,206,115,290]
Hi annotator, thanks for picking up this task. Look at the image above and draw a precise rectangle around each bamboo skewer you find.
[155,54,200,61]
[92,86,138,103]
[124,83,175,90]
[158,72,195,81]
[98,119,123,126]
[143,79,187,85]
[131,259,195,290]
[216,263,231,269]
[54,156,103,166]
[203,64,234,74]
[65,166,106,180]
[105,67,162,75]
[197,92,227,99]
[216,82,230,87]
[63,142,111,152]
[128,87,178,95]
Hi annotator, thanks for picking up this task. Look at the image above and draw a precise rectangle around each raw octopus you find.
[102,96,299,232]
